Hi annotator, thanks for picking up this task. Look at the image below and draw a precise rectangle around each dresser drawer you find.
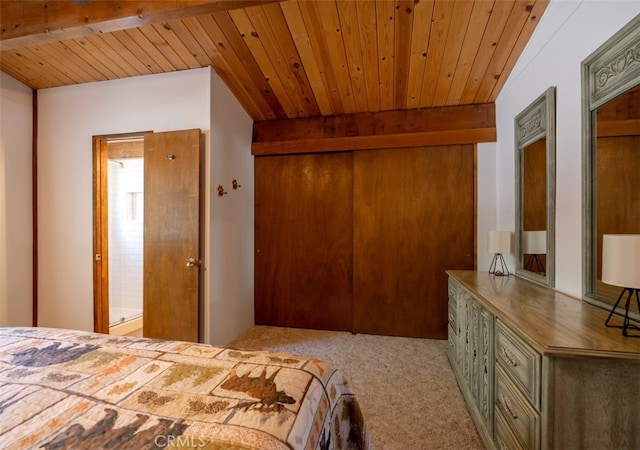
[448,277,460,302]
[448,299,457,331]
[495,408,526,450]
[496,319,541,409]
[495,365,540,449]
[447,323,458,365]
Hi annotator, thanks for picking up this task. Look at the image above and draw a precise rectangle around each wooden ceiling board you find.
[1,0,548,124]
[445,0,494,105]
[488,0,550,100]
[212,11,289,118]
[354,0,381,112]
[316,0,357,114]
[335,0,368,112]
[376,0,396,112]
[473,0,535,103]
[456,0,509,104]
[419,0,455,107]
[406,0,434,109]
[393,0,415,109]
[279,0,333,115]
[432,0,475,106]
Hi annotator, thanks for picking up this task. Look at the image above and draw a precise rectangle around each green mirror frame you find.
[515,86,556,287]
[582,14,640,311]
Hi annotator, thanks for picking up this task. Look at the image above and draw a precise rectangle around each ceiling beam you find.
[252,104,497,155]
[1,0,284,51]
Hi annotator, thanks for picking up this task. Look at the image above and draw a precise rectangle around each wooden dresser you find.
[447,270,640,450]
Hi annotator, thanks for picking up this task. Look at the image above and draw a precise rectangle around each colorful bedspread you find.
[0,327,368,449]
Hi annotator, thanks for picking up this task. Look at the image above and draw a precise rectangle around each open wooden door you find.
[143,129,202,342]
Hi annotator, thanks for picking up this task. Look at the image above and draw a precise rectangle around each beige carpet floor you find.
[228,325,482,450]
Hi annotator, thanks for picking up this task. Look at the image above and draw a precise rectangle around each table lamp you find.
[488,231,511,276]
[602,234,640,337]
[523,230,546,274]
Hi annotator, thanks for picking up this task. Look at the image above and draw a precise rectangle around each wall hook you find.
[232,179,242,190]
[166,154,176,161]
[217,185,228,196]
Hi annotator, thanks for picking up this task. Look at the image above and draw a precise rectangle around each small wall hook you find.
[166,154,176,161]
[232,179,242,190]
[217,185,228,196]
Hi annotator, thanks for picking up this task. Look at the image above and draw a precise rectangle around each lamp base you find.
[524,254,545,275]
[489,253,510,277]
[605,288,640,338]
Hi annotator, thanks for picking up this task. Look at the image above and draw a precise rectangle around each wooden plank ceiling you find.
[1,0,548,125]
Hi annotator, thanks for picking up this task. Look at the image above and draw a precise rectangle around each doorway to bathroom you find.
[101,135,145,336]
[93,129,202,343]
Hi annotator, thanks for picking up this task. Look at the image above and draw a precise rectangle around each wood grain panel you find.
[1,0,282,50]
[406,0,434,109]
[296,0,345,115]
[254,153,353,331]
[353,145,475,338]
[459,0,513,104]
[144,129,201,343]
[355,0,380,112]
[488,0,549,100]
[280,0,333,116]
[336,0,368,112]
[376,0,395,111]
[253,103,496,155]
[316,0,356,113]
[205,10,289,120]
[73,36,134,79]
[95,32,154,76]
[393,0,415,109]
[419,0,454,107]
[446,0,493,105]
[59,39,120,81]
[226,9,298,118]
[432,0,474,106]
[2,0,548,113]
[473,0,531,102]
[137,24,190,71]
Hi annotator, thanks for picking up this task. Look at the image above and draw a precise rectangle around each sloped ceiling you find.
[1,0,548,124]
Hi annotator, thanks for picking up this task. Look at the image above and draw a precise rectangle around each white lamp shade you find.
[488,231,511,254]
[523,230,546,254]
[602,234,640,289]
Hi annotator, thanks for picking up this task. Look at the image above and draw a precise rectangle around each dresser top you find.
[447,270,640,360]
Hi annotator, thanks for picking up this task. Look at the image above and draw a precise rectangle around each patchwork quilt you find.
[0,327,369,449]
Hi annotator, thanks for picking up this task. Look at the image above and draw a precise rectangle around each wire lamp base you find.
[489,253,510,277]
[605,287,640,338]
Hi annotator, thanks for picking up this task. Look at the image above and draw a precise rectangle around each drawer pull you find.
[501,347,519,367]
[499,393,519,420]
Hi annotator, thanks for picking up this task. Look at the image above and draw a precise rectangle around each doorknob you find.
[185,258,198,268]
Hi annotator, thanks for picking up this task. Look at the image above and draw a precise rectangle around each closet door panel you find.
[254,153,353,331]
[353,145,475,338]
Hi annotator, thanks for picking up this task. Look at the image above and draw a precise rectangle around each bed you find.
[0,327,369,449]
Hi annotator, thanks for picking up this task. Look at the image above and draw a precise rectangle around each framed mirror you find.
[515,86,556,286]
[583,14,640,312]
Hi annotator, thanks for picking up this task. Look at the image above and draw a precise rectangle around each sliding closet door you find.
[353,145,475,339]
[254,153,353,331]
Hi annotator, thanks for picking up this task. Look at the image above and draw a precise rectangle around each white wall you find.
[495,1,640,296]
[477,142,499,271]
[207,72,255,345]
[0,72,33,326]
[38,67,255,343]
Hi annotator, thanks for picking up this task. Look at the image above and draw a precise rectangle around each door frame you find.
[92,131,149,334]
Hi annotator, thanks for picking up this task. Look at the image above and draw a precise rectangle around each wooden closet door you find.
[255,153,353,331]
[353,145,475,338]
